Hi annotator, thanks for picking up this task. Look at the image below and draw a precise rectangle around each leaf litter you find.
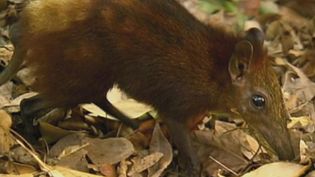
[0,0,315,177]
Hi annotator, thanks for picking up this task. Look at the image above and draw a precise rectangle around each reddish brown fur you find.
[19,0,239,121]
[9,0,295,175]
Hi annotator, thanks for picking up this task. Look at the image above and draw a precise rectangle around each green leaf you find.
[223,1,238,13]
[198,0,223,14]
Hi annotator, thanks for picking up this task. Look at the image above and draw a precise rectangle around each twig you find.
[209,155,239,176]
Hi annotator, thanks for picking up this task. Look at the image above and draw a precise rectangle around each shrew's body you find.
[0,0,294,176]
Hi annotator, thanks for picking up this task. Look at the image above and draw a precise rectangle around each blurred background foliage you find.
[197,0,280,31]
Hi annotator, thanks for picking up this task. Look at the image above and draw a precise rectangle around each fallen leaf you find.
[241,162,309,177]
[0,160,36,175]
[49,133,88,158]
[0,82,13,109]
[0,110,14,153]
[0,109,12,130]
[39,121,75,144]
[11,146,38,166]
[288,116,314,132]
[82,87,152,120]
[0,165,104,177]
[128,152,163,176]
[148,123,173,177]
[276,58,315,123]
[1,92,37,112]
[85,137,135,165]
[193,121,252,176]
[56,149,89,172]
[117,159,130,177]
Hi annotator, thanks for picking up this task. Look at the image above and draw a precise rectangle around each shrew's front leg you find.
[162,115,202,177]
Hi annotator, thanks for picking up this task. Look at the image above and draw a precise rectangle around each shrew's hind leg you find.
[20,94,55,118]
[22,94,141,141]
[94,98,140,129]
[20,95,66,142]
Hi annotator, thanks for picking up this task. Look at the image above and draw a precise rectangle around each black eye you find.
[251,95,265,109]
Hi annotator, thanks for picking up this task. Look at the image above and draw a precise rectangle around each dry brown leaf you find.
[0,109,12,130]
[16,67,35,86]
[0,110,14,153]
[51,166,104,177]
[128,152,163,176]
[1,92,37,113]
[0,165,104,177]
[288,116,314,132]
[193,121,252,176]
[85,137,135,165]
[37,108,67,125]
[298,50,315,78]
[127,131,151,150]
[57,143,89,159]
[299,133,315,162]
[39,121,74,144]
[10,146,38,167]
[148,123,173,177]
[0,82,13,109]
[277,58,315,122]
[58,118,91,131]
[0,160,36,175]
[0,45,13,63]
[214,121,260,159]
[49,133,87,158]
[50,134,135,173]
[117,159,130,177]
[56,149,89,172]
[0,127,13,153]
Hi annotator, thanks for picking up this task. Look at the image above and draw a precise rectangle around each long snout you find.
[254,122,295,160]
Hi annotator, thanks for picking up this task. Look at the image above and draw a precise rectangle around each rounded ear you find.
[244,28,265,59]
[228,40,253,83]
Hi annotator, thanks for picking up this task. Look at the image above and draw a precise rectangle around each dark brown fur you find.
[5,0,294,175]
[20,0,238,119]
